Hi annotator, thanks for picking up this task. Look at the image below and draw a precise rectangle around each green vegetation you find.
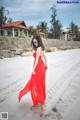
[69,21,80,41]
[36,21,49,34]
[0,6,12,27]
[49,5,62,39]
[0,5,80,40]
[76,34,80,41]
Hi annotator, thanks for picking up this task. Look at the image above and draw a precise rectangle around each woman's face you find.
[33,39,38,47]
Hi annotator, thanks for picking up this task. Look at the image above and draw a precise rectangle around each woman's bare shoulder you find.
[37,47,42,53]
[37,46,42,50]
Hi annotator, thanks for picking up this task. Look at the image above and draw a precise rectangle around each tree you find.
[28,26,37,36]
[70,21,80,41]
[36,21,48,34]
[7,18,12,23]
[70,21,79,34]
[50,5,62,39]
[0,6,12,27]
[76,34,80,41]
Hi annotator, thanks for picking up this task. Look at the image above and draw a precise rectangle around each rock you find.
[46,47,53,52]
[0,56,4,59]
[53,47,59,51]
[46,47,58,52]
[21,52,32,56]
[13,49,22,55]
[59,46,72,50]
[0,50,14,58]
[0,36,80,58]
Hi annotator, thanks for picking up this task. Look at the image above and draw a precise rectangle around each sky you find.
[0,0,80,30]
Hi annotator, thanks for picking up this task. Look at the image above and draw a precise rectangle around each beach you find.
[0,49,80,120]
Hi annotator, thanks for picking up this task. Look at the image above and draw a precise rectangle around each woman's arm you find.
[32,47,41,74]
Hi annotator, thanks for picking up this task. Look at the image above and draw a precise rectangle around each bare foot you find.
[30,105,35,110]
[40,104,46,117]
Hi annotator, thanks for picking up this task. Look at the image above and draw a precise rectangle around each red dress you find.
[18,52,47,106]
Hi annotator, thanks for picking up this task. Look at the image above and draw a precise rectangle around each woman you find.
[18,34,48,116]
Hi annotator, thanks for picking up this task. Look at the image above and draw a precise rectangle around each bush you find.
[19,36,27,38]
[75,34,80,41]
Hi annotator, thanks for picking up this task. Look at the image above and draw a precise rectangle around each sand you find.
[0,49,80,120]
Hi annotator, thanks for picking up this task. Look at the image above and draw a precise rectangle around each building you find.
[0,21,31,37]
[60,29,76,41]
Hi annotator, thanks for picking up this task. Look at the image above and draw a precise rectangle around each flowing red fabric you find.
[18,52,47,106]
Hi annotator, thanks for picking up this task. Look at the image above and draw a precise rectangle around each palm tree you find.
[70,21,79,41]
[36,21,48,34]
[28,26,37,35]
[70,21,79,34]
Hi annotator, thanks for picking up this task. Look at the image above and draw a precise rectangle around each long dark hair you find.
[31,34,45,51]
